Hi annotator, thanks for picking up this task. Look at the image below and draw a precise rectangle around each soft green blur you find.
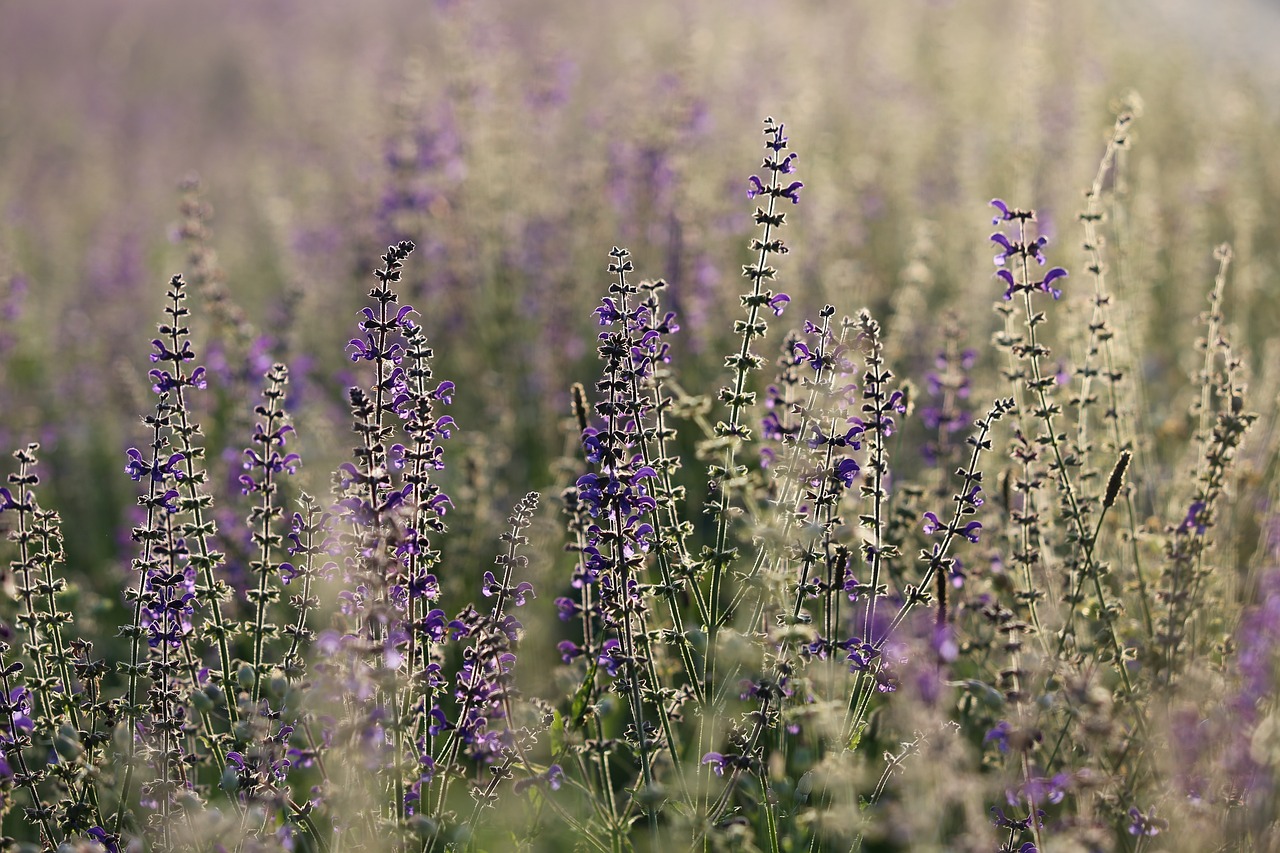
[2,0,1280,848]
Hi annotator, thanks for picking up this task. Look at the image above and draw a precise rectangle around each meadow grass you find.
[2,2,1280,851]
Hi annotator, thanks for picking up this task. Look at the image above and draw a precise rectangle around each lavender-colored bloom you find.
[554,596,581,621]
[1040,267,1067,299]
[514,763,565,794]
[990,805,1045,832]
[124,449,185,482]
[701,752,731,776]
[991,233,1017,267]
[997,269,1018,301]
[0,487,23,512]
[1012,773,1071,807]
[598,638,624,676]
[985,720,1012,753]
[1179,500,1208,535]
[1127,806,1168,837]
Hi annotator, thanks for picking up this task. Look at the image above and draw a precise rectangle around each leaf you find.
[569,657,598,728]
[550,709,565,755]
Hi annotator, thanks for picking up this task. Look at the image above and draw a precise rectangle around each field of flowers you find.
[3,0,1280,850]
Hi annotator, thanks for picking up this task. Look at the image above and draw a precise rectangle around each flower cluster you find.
[991,200,1068,302]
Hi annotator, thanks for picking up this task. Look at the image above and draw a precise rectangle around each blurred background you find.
[1,0,1279,597]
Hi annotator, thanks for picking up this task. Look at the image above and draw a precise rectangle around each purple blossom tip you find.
[1040,267,1067,299]
[997,269,1016,300]
[834,457,860,487]
[558,641,582,664]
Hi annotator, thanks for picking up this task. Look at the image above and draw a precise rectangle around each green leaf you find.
[569,657,598,728]
[550,709,565,754]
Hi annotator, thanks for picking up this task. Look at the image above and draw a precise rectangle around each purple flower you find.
[997,269,1018,301]
[779,181,803,204]
[514,763,565,795]
[922,512,943,535]
[990,805,1045,832]
[769,293,790,316]
[509,582,535,606]
[598,638,624,676]
[701,752,731,776]
[124,449,185,482]
[86,828,119,853]
[554,596,581,621]
[1127,806,1168,837]
[0,487,23,513]
[1040,267,1067,299]
[985,720,1012,753]
[545,764,564,790]
[157,488,181,514]
[1180,500,1208,535]
[991,233,1016,266]
[427,707,452,736]
[1014,772,1072,807]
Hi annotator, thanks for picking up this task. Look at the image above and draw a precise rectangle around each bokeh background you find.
[2,0,1280,611]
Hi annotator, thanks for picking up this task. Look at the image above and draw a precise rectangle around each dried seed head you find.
[571,382,589,435]
[1103,450,1132,509]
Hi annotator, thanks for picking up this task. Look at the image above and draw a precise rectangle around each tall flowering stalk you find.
[242,363,299,708]
[570,248,667,815]
[692,119,800,834]
[330,239,459,843]
[221,362,311,845]
[1157,245,1257,682]
[0,445,105,845]
[424,492,542,848]
[1072,112,1154,640]
[116,273,245,845]
[990,200,1137,689]
[705,116,801,652]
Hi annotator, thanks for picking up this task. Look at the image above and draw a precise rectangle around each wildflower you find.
[1127,806,1168,837]
[985,720,1012,753]
[990,805,1045,832]
[701,751,756,776]
[1179,500,1208,535]
[123,449,185,482]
